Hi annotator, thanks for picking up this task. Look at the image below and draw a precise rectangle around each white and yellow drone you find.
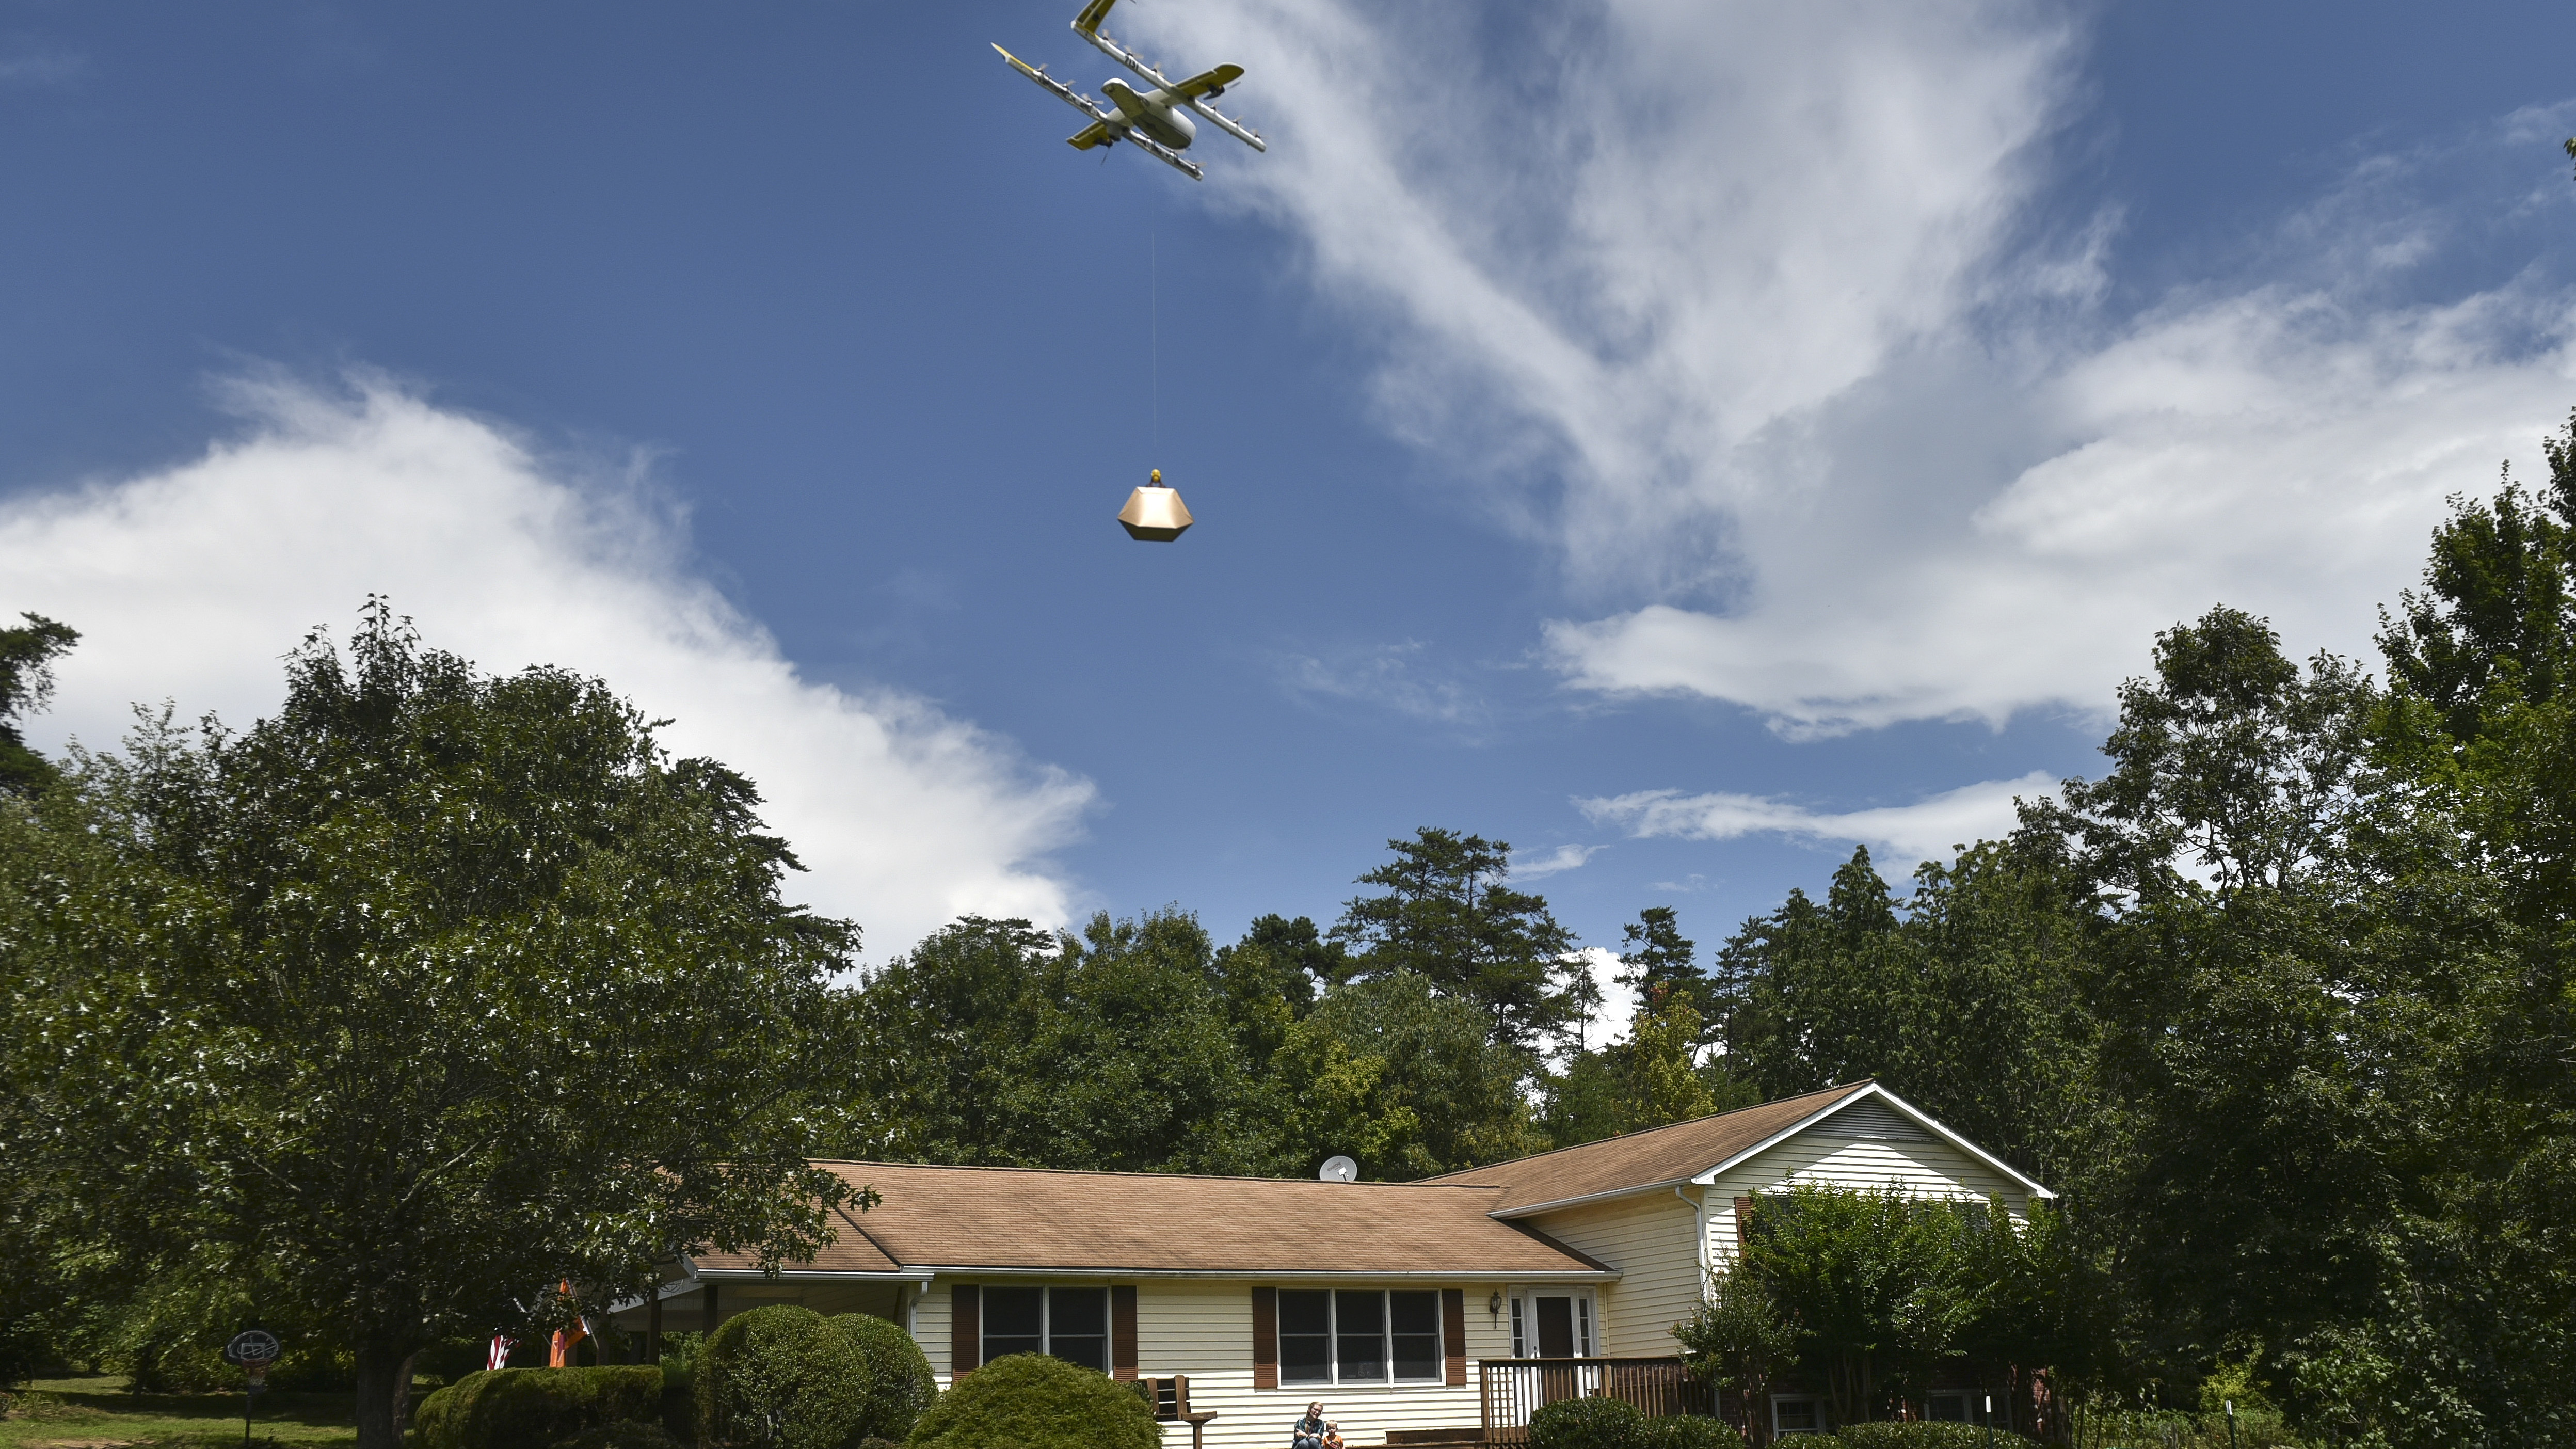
[993,0,1266,181]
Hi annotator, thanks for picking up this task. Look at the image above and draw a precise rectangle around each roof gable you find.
[1423,1083,1874,1214]
[1427,1081,2052,1215]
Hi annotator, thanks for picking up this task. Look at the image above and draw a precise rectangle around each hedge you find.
[697,1306,935,1449]
[1833,1424,2041,1449]
[904,1354,1160,1449]
[408,1365,665,1449]
[1528,1398,1744,1449]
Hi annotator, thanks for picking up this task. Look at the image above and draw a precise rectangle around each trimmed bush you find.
[697,1307,935,1449]
[1833,1424,2040,1449]
[1529,1395,1649,1449]
[1646,1415,1745,1449]
[904,1353,1160,1449]
[408,1365,665,1449]
[558,1424,686,1449]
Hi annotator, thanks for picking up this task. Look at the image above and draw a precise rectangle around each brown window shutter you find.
[951,1284,980,1379]
[1252,1287,1278,1390]
[1733,1197,1755,1253]
[1112,1286,1140,1381]
[1441,1289,1467,1387]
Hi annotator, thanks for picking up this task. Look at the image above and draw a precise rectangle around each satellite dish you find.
[1119,469,1193,541]
[1318,1156,1358,1183]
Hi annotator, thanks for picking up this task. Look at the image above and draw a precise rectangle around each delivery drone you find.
[993,0,1266,181]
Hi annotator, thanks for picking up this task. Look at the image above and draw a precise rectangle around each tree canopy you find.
[1,602,863,1449]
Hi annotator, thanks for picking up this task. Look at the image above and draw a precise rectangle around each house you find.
[619,1080,2050,1445]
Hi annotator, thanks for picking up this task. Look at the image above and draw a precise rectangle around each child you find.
[1322,1422,1346,1449]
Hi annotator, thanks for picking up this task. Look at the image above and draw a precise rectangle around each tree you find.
[1332,828,1578,1053]
[1626,991,1718,1130]
[1674,1265,1796,1440]
[0,612,79,794]
[1616,907,1710,1033]
[1274,970,1546,1179]
[0,602,859,1449]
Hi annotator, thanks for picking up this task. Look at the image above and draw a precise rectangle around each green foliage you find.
[1674,1266,1795,1412]
[1831,1425,2037,1449]
[556,1425,684,1449]
[0,611,78,795]
[408,1366,664,1449]
[1528,1394,1648,1449]
[1275,968,1547,1178]
[697,1306,933,1449]
[1645,1416,1745,1449]
[0,602,867,1449]
[1331,827,1579,1052]
[903,1353,1160,1449]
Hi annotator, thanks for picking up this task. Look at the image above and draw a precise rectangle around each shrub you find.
[1832,1424,2040,1449]
[1646,1415,1745,1449]
[409,1366,665,1449]
[1529,1395,1649,1449]
[557,1424,685,1449]
[698,1307,935,1449]
[904,1354,1160,1449]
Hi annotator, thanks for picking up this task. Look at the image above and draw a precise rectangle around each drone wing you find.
[994,43,1114,125]
[1118,129,1205,181]
[1166,65,1245,101]
[1073,0,1119,36]
[1068,120,1114,151]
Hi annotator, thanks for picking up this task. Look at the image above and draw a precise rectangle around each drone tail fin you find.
[1073,0,1119,37]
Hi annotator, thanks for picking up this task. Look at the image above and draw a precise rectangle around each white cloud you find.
[0,373,1092,954]
[1579,771,2059,872]
[1510,842,1603,880]
[1131,2,2576,735]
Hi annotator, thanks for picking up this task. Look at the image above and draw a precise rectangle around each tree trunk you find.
[353,1344,414,1449]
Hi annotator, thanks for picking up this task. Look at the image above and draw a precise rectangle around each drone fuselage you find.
[1101,77,1197,150]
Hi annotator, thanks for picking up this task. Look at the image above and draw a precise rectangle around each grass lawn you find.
[2,1377,356,1449]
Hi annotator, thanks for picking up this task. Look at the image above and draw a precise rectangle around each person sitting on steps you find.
[1292,1402,1327,1449]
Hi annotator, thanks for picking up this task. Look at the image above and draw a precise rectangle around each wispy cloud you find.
[1511,843,1603,880]
[1579,771,2060,872]
[1135,3,2576,735]
[0,372,1092,953]
[1281,640,1489,730]
[0,39,87,87]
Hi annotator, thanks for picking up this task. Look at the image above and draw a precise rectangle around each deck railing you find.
[1478,1358,1711,1443]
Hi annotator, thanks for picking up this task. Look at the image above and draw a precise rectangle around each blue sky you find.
[4,1,2572,989]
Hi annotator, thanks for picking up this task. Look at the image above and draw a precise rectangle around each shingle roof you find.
[1423,1082,1876,1214]
[690,1161,1614,1278]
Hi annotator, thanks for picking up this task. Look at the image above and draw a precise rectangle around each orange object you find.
[548,1280,589,1367]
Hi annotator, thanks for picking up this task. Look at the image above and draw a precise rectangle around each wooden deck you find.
[1478,1358,1711,1445]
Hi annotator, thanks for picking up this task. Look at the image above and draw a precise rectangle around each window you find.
[1772,1397,1822,1436]
[1275,1290,1443,1385]
[981,1286,1109,1372]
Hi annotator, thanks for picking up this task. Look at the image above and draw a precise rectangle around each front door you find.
[1534,1297,1576,1358]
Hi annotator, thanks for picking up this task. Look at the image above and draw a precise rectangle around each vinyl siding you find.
[926,1276,1510,1448]
[1512,1193,1702,1359]
[1702,1133,2030,1267]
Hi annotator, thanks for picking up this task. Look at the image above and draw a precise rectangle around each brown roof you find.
[1423,1082,1875,1214]
[692,1161,1614,1278]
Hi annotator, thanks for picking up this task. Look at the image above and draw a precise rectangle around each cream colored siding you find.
[923,1277,1507,1447]
[1513,1194,1703,1359]
[1702,1134,2030,1267]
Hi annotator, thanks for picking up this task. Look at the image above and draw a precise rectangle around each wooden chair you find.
[1142,1375,1219,1449]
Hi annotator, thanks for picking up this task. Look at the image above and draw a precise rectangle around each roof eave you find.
[1485,1178,1698,1220]
[895,1266,1620,1281]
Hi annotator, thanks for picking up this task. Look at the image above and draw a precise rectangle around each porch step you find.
[1385,1431,1483,1446]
